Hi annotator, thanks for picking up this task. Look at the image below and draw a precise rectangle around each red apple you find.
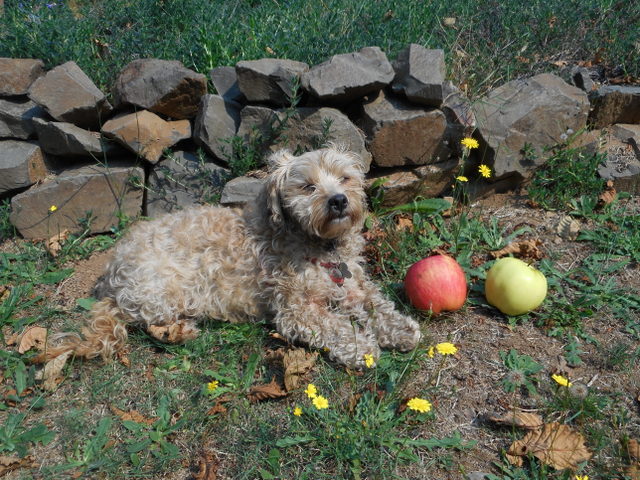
[404,255,467,314]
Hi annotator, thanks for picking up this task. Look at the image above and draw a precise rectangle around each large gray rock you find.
[220,176,265,206]
[193,94,242,162]
[101,110,191,164]
[357,91,448,168]
[271,107,371,170]
[146,151,230,217]
[589,85,640,128]
[474,73,589,180]
[392,45,446,107]
[236,58,308,106]
[236,105,281,153]
[301,47,394,103]
[210,66,245,103]
[9,162,144,239]
[0,140,48,195]
[28,61,112,129]
[0,98,45,139]
[0,58,45,96]
[33,118,124,158]
[113,59,207,119]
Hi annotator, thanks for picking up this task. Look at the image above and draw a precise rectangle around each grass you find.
[1,0,638,97]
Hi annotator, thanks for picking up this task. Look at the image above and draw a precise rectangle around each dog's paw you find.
[147,320,200,344]
[328,337,380,369]
[377,315,421,352]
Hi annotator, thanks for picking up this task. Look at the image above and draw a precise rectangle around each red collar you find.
[309,258,352,286]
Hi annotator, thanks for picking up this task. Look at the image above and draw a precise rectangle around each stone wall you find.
[1,46,639,239]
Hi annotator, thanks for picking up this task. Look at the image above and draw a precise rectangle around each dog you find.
[44,147,421,369]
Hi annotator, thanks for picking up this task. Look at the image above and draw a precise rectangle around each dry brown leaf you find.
[117,351,131,368]
[5,331,19,347]
[45,229,70,257]
[109,405,157,425]
[192,450,219,480]
[206,402,228,416]
[0,285,10,302]
[269,332,289,343]
[247,377,287,403]
[0,455,34,476]
[627,463,640,480]
[394,216,414,232]
[598,180,616,207]
[629,439,640,460]
[35,350,72,391]
[18,326,48,354]
[489,411,544,430]
[283,348,318,392]
[506,422,592,470]
[264,347,285,363]
[490,239,543,260]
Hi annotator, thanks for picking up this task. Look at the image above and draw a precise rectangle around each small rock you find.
[33,118,124,158]
[193,94,242,162]
[0,58,45,96]
[236,58,309,106]
[28,61,112,129]
[0,140,48,195]
[9,162,144,239]
[0,98,46,139]
[301,47,394,103]
[210,66,245,103]
[465,472,492,480]
[220,176,265,206]
[570,66,595,92]
[113,59,207,119]
[589,85,640,128]
[392,44,446,107]
[101,110,191,164]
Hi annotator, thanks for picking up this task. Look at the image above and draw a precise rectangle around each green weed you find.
[500,349,543,396]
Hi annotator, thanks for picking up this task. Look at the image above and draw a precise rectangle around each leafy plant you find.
[500,349,543,395]
[0,412,55,458]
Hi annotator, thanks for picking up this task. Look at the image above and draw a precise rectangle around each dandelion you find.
[427,346,435,358]
[312,395,329,410]
[569,382,589,399]
[436,342,458,355]
[304,383,318,399]
[407,397,432,413]
[206,380,219,393]
[48,205,58,213]
[461,137,479,149]
[455,175,469,182]
[364,353,374,368]
[293,406,302,416]
[478,164,491,178]
[551,374,572,387]
[575,475,588,480]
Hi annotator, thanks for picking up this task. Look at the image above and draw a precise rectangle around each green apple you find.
[485,257,547,316]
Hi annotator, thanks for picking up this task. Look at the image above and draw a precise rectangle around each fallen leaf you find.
[35,350,72,391]
[506,422,592,470]
[489,411,544,430]
[551,60,569,67]
[269,332,289,343]
[0,455,34,476]
[0,285,10,302]
[247,377,287,403]
[45,229,70,257]
[110,405,156,425]
[206,402,227,416]
[117,351,131,368]
[597,180,616,207]
[490,239,543,260]
[18,326,48,354]
[264,347,285,363]
[192,449,219,480]
[5,330,19,346]
[627,463,640,480]
[629,439,640,460]
[394,216,414,232]
[442,17,456,26]
[283,348,318,392]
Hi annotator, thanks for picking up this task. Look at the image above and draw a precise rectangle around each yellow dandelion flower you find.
[293,406,302,416]
[304,383,318,399]
[436,342,458,355]
[575,475,588,480]
[478,164,491,178]
[364,353,374,368]
[552,374,572,387]
[312,395,329,410]
[48,205,58,213]
[407,397,432,413]
[455,175,469,182]
[206,380,219,393]
[461,137,479,149]
[427,346,435,358]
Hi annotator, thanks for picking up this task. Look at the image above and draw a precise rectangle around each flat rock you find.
[33,118,124,158]
[193,94,242,162]
[236,58,308,106]
[101,110,191,164]
[365,158,458,207]
[0,140,48,195]
[271,107,371,170]
[147,151,230,217]
[0,98,46,139]
[0,58,45,96]
[301,46,394,103]
[589,85,640,128]
[28,61,112,129]
[474,73,589,181]
[210,66,245,102]
[392,44,446,107]
[113,59,207,119]
[10,162,144,239]
[357,91,448,168]
[220,176,265,206]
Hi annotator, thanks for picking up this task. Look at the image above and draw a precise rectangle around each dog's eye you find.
[302,184,316,192]
[341,176,350,184]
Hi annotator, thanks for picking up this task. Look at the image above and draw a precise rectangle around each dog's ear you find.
[266,165,286,228]
[267,149,295,172]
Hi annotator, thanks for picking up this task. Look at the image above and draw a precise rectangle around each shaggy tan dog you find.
[45,147,421,368]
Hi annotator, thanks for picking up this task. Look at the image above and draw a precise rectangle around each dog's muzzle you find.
[328,194,348,217]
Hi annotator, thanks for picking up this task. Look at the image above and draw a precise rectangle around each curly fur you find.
[45,147,421,368]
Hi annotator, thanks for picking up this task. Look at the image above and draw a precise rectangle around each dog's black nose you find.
[328,194,348,215]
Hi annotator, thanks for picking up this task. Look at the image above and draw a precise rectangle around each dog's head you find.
[266,146,367,240]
